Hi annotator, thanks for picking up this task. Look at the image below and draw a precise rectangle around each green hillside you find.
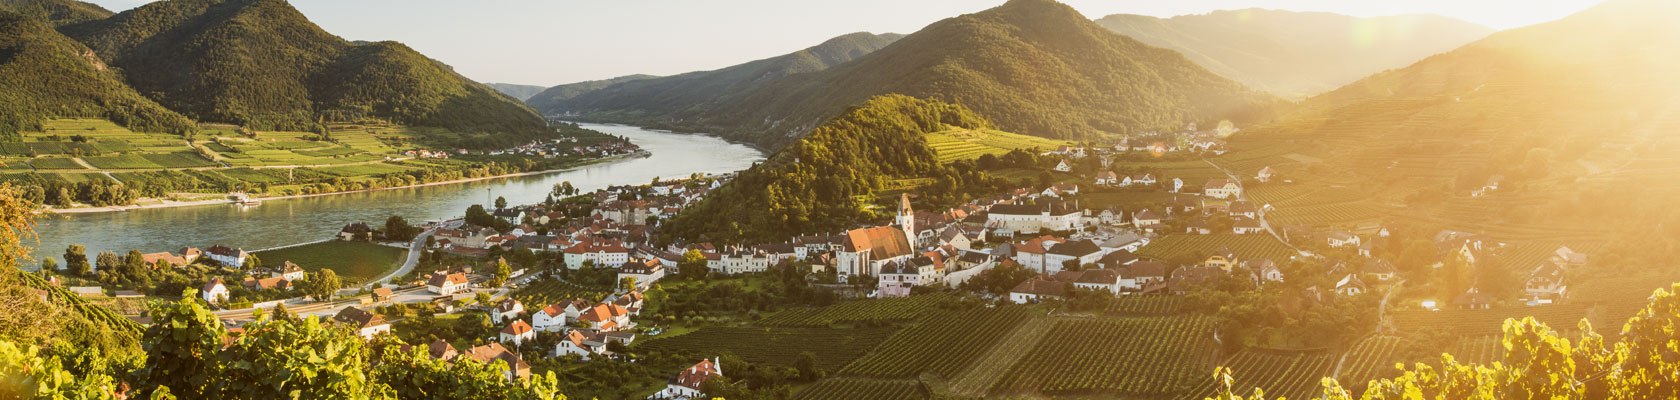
[1096,9,1492,98]
[555,0,1281,149]
[0,0,110,26]
[523,74,657,111]
[532,31,903,121]
[0,10,194,136]
[663,95,1006,243]
[484,82,548,101]
[57,0,548,148]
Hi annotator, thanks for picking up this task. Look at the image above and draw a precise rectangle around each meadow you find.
[252,240,405,284]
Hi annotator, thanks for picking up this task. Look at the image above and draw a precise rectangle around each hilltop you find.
[531,31,903,122]
[553,0,1281,149]
[0,10,194,135]
[56,0,549,147]
[1097,9,1492,98]
[0,0,110,26]
[485,83,550,101]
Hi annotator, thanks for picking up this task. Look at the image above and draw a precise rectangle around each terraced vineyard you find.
[1137,234,1299,263]
[795,378,930,400]
[990,316,1218,397]
[1336,336,1407,388]
[924,128,1070,162]
[1104,295,1188,316]
[1184,349,1335,400]
[1389,304,1595,336]
[636,326,898,370]
[512,278,611,308]
[839,307,1035,379]
[758,294,960,327]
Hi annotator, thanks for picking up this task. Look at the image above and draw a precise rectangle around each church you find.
[834,194,918,279]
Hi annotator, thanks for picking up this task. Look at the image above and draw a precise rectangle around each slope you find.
[0,10,193,135]
[523,74,656,111]
[485,82,549,101]
[1096,9,1492,98]
[610,0,1280,149]
[0,0,110,26]
[662,95,1004,243]
[532,32,903,119]
[58,0,548,147]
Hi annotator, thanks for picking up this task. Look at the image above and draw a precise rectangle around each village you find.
[38,126,1588,399]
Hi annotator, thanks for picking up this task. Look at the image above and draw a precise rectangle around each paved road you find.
[1202,158,1308,256]
[366,228,436,290]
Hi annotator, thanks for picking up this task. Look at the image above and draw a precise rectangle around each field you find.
[1184,349,1335,400]
[635,326,898,370]
[1105,295,1188,316]
[757,294,961,327]
[1388,304,1597,336]
[925,128,1071,162]
[840,307,1036,379]
[252,240,405,284]
[1080,190,1183,212]
[1136,234,1300,263]
[1334,336,1407,389]
[989,316,1218,397]
[795,378,930,400]
[513,278,612,308]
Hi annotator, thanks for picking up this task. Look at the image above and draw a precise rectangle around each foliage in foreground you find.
[1214,282,1680,399]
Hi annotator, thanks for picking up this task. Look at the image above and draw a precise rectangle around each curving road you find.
[366,227,436,290]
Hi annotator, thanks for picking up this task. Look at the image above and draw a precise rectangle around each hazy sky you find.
[83,0,1604,87]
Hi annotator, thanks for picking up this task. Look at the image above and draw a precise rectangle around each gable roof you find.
[1047,240,1101,257]
[501,320,534,336]
[1011,278,1068,297]
[673,359,722,390]
[842,226,912,259]
[333,307,386,329]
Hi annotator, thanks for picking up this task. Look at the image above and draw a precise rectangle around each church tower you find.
[896,193,916,245]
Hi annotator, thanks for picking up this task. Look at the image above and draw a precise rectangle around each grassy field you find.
[635,326,900,371]
[253,240,405,284]
[925,128,1072,162]
[1136,234,1301,263]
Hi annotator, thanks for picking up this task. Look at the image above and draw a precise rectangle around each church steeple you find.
[896,193,915,246]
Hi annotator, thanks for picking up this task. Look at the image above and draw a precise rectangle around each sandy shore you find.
[44,152,645,215]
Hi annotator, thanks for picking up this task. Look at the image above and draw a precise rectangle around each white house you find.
[1327,231,1361,248]
[1053,159,1072,172]
[1009,278,1067,304]
[332,307,390,339]
[204,245,247,267]
[1121,173,1157,187]
[1257,166,1274,183]
[1232,217,1265,234]
[1335,274,1367,296]
[556,329,605,360]
[492,299,525,324]
[1525,262,1568,301]
[201,279,229,303]
[427,273,469,296]
[578,303,633,331]
[500,320,536,347]
[986,201,1081,237]
[280,262,306,281]
[1071,269,1122,294]
[532,303,570,332]
[563,241,631,269]
[1204,179,1242,199]
[1043,240,1103,273]
[650,358,723,400]
[1095,171,1119,186]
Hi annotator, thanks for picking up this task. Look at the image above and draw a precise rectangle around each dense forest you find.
[529,32,902,121]
[1096,10,1492,98]
[0,10,196,136]
[541,0,1280,149]
[0,0,110,26]
[18,0,551,145]
[662,95,1007,243]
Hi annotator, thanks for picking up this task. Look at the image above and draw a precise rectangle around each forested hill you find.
[0,10,195,135]
[1096,9,1491,98]
[56,0,549,144]
[529,32,903,120]
[486,83,550,101]
[663,95,1005,244]
[0,0,110,26]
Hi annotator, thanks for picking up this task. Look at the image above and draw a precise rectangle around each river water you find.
[27,124,764,263]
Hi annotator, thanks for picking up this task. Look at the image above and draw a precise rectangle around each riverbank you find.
[42,151,649,215]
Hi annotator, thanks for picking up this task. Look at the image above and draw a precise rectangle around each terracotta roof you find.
[673,359,723,390]
[843,226,912,259]
[428,273,469,287]
[501,320,534,336]
[333,307,386,329]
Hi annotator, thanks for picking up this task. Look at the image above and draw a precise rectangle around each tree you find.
[219,316,382,398]
[620,276,637,292]
[490,258,513,287]
[475,291,493,307]
[679,249,709,280]
[795,351,821,381]
[65,244,90,277]
[242,253,262,270]
[304,270,342,301]
[385,216,417,242]
[94,251,121,275]
[494,196,508,210]
[38,257,57,273]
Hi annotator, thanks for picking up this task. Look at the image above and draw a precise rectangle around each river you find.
[27,124,764,263]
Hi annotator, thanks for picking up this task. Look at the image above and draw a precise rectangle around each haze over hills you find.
[0,0,110,26]
[485,83,549,102]
[1096,9,1493,98]
[530,31,904,126]
[0,9,194,134]
[51,0,549,145]
[540,0,1281,149]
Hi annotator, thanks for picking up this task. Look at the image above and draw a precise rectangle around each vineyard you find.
[1136,234,1300,263]
[1335,336,1407,389]
[924,128,1070,162]
[795,378,930,400]
[13,271,143,334]
[839,307,1036,379]
[1389,304,1595,336]
[1183,349,1335,400]
[1104,295,1188,316]
[989,316,1218,397]
[757,294,961,327]
[634,326,898,370]
[512,278,611,308]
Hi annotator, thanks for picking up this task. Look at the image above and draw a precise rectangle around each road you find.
[1202,158,1307,256]
[365,227,436,290]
